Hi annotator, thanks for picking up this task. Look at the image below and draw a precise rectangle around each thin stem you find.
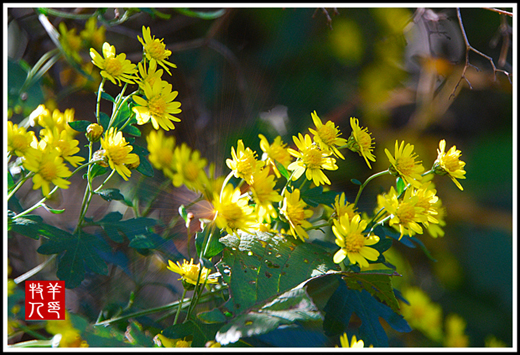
[482,7,513,17]
[173,288,187,325]
[95,78,106,123]
[7,172,35,201]
[37,7,100,20]
[353,169,391,208]
[13,254,57,284]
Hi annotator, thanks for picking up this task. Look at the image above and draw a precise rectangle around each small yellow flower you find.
[39,128,85,167]
[90,42,137,86]
[167,258,218,286]
[338,333,369,348]
[346,117,376,168]
[444,313,469,347]
[136,59,165,90]
[258,134,293,178]
[287,133,338,186]
[59,22,83,63]
[80,17,105,50]
[401,287,443,342]
[280,188,313,241]
[332,192,358,221]
[226,139,263,184]
[377,186,428,239]
[138,26,177,75]
[385,140,424,188]
[100,127,140,181]
[172,143,209,193]
[7,121,37,157]
[332,214,379,267]
[146,129,176,178]
[250,168,282,223]
[133,80,182,131]
[154,334,192,348]
[32,105,78,138]
[411,181,440,227]
[85,123,104,142]
[213,184,256,235]
[308,110,348,159]
[23,147,72,196]
[433,139,466,191]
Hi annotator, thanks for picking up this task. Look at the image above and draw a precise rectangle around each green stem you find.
[95,78,106,123]
[7,172,35,201]
[219,171,235,202]
[173,288,187,325]
[422,169,435,177]
[353,169,391,208]
[37,7,99,20]
[13,254,57,285]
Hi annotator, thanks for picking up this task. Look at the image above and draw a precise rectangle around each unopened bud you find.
[86,123,104,142]
[93,149,109,167]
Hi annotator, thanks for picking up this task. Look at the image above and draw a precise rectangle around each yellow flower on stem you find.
[401,287,443,342]
[385,140,424,188]
[46,311,88,347]
[250,168,282,223]
[32,105,78,138]
[280,188,313,241]
[146,130,176,178]
[332,214,379,267]
[167,258,218,286]
[138,26,177,75]
[287,133,338,186]
[59,22,83,63]
[136,59,165,90]
[346,117,376,168]
[213,184,256,235]
[172,143,209,193]
[23,147,72,196]
[338,333,369,348]
[226,139,263,184]
[80,17,105,50]
[100,127,140,181]
[308,110,347,159]
[40,128,85,167]
[433,139,466,191]
[332,192,358,221]
[7,121,37,157]
[258,134,293,178]
[90,42,137,86]
[132,80,182,131]
[411,181,440,228]
[377,186,428,239]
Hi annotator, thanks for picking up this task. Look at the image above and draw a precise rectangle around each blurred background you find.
[7,6,514,347]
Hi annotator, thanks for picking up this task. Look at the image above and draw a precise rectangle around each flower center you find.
[184,264,201,282]
[236,155,256,178]
[396,156,417,176]
[105,57,124,76]
[286,203,305,226]
[148,96,167,119]
[345,232,365,253]
[317,125,337,145]
[221,202,244,229]
[146,41,168,60]
[270,145,290,165]
[303,147,323,169]
[443,155,460,173]
[107,145,129,165]
[12,135,28,151]
[396,202,416,225]
[158,148,173,167]
[40,160,58,181]
[357,130,373,152]
[184,161,200,182]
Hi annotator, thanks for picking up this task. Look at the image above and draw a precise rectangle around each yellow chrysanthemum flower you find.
[59,22,83,63]
[7,121,37,157]
[31,105,78,138]
[167,258,218,286]
[132,80,182,131]
[213,184,256,235]
[401,287,443,342]
[90,42,137,86]
[427,198,446,238]
[411,181,440,227]
[287,133,338,186]
[433,139,466,191]
[250,168,282,223]
[136,59,165,90]
[226,139,263,184]
[280,188,313,241]
[258,134,293,179]
[385,140,424,188]
[444,313,469,347]
[308,110,348,159]
[338,333,369,348]
[46,311,88,347]
[332,192,358,221]
[146,130,176,178]
[377,186,428,239]
[332,214,379,267]
[346,117,376,169]
[172,143,209,193]
[80,17,105,50]
[23,147,72,196]
[138,26,177,75]
[100,127,140,181]
[39,128,85,167]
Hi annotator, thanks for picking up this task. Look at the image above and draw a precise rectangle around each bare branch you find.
[482,7,513,17]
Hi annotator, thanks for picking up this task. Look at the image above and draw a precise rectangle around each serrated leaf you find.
[343,272,401,314]
[273,159,290,180]
[9,214,71,240]
[96,188,125,202]
[323,281,411,347]
[68,120,92,133]
[37,231,109,288]
[300,186,340,207]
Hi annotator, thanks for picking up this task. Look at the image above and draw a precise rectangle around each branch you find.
[482,7,513,17]
[449,8,512,99]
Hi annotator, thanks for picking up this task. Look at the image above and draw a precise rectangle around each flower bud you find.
[86,123,104,142]
[92,149,109,167]
[125,155,140,170]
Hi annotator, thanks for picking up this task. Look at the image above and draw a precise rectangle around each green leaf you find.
[68,120,92,133]
[128,234,156,249]
[300,186,340,207]
[174,8,226,20]
[125,321,155,347]
[132,144,154,177]
[37,231,109,288]
[101,91,115,103]
[197,308,227,324]
[396,177,406,195]
[42,203,65,214]
[162,320,222,347]
[8,171,15,192]
[351,178,362,186]
[218,231,338,317]
[9,214,71,240]
[88,164,108,180]
[195,227,224,259]
[178,205,189,227]
[99,112,110,131]
[96,188,125,202]
[343,271,401,314]
[273,159,290,180]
